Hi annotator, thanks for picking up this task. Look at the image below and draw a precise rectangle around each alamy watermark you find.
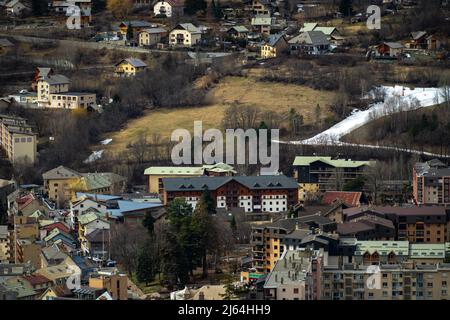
[366,5,381,30]
[171,121,279,174]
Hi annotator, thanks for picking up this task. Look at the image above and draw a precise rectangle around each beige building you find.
[322,262,450,300]
[169,23,202,47]
[0,225,12,263]
[0,114,37,164]
[37,73,96,109]
[43,166,127,208]
[115,58,147,77]
[260,34,288,59]
[138,28,167,47]
[89,268,128,300]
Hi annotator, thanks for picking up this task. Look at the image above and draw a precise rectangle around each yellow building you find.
[260,34,288,59]
[89,268,128,300]
[115,58,147,77]
[144,163,236,194]
[0,114,37,164]
[43,166,126,208]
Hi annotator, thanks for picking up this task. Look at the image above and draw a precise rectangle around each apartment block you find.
[413,159,450,205]
[293,156,374,192]
[36,73,96,109]
[0,115,37,164]
[344,206,450,243]
[321,263,450,300]
[162,175,299,212]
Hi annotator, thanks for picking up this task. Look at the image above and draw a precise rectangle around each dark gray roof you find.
[0,38,13,47]
[162,175,298,192]
[40,74,70,85]
[266,34,285,47]
[289,31,329,46]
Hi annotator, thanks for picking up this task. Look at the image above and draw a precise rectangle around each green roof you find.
[144,166,205,176]
[293,156,374,168]
[354,241,409,256]
[78,212,101,225]
[410,243,446,259]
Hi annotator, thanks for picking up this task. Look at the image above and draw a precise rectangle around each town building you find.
[251,15,272,36]
[264,249,323,300]
[138,28,167,47]
[169,23,202,47]
[413,159,450,205]
[118,20,155,37]
[114,58,147,76]
[88,268,128,300]
[43,166,127,208]
[0,115,37,164]
[49,0,92,27]
[226,26,249,39]
[376,42,405,58]
[144,163,236,194]
[36,73,96,109]
[260,34,288,59]
[162,175,299,212]
[153,0,184,18]
[344,206,450,243]
[288,31,330,55]
[293,156,374,193]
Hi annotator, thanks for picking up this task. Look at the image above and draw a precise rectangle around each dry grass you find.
[104,76,336,152]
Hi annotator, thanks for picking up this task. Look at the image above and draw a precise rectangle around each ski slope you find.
[300,86,443,145]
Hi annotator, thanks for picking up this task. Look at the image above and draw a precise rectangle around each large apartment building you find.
[161,175,299,212]
[36,73,96,109]
[0,115,37,164]
[322,263,450,300]
[413,159,450,205]
[144,163,236,194]
[293,156,374,193]
[344,206,450,243]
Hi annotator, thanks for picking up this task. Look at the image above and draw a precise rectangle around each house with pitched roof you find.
[288,31,330,55]
[169,23,202,47]
[138,27,167,47]
[118,20,155,36]
[5,0,30,16]
[376,42,405,58]
[251,15,272,36]
[115,58,147,76]
[260,34,288,59]
[153,0,184,17]
[226,26,249,39]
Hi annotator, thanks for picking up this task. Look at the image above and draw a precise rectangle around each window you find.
[293,288,299,294]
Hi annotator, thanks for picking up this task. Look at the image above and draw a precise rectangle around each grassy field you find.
[104,76,336,152]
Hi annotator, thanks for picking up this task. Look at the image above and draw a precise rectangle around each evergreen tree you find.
[184,0,207,15]
[136,240,156,285]
[200,187,216,215]
[230,215,237,233]
[192,200,213,278]
[142,211,155,236]
[160,228,190,286]
[166,198,193,231]
[31,0,47,16]
[92,0,107,13]
[126,22,134,41]
[339,0,353,17]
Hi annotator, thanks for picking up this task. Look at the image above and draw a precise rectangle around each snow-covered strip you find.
[84,150,104,163]
[301,86,443,145]
[100,138,113,145]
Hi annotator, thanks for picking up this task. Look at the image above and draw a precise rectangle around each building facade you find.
[0,115,37,164]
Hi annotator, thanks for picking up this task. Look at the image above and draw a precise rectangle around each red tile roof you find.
[21,274,52,286]
[17,194,35,210]
[42,222,71,234]
[322,191,361,207]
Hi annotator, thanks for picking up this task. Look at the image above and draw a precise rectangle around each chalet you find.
[49,0,92,26]
[300,23,343,45]
[251,15,272,36]
[5,0,29,16]
[118,21,154,37]
[153,0,184,18]
[251,0,271,15]
[288,31,330,55]
[114,58,147,76]
[138,28,167,47]
[162,175,299,212]
[169,23,202,47]
[32,67,54,91]
[227,26,250,39]
[409,31,427,49]
[260,34,288,59]
[376,42,404,58]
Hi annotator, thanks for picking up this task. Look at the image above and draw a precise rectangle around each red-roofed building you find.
[21,274,53,293]
[41,222,71,235]
[322,191,362,207]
